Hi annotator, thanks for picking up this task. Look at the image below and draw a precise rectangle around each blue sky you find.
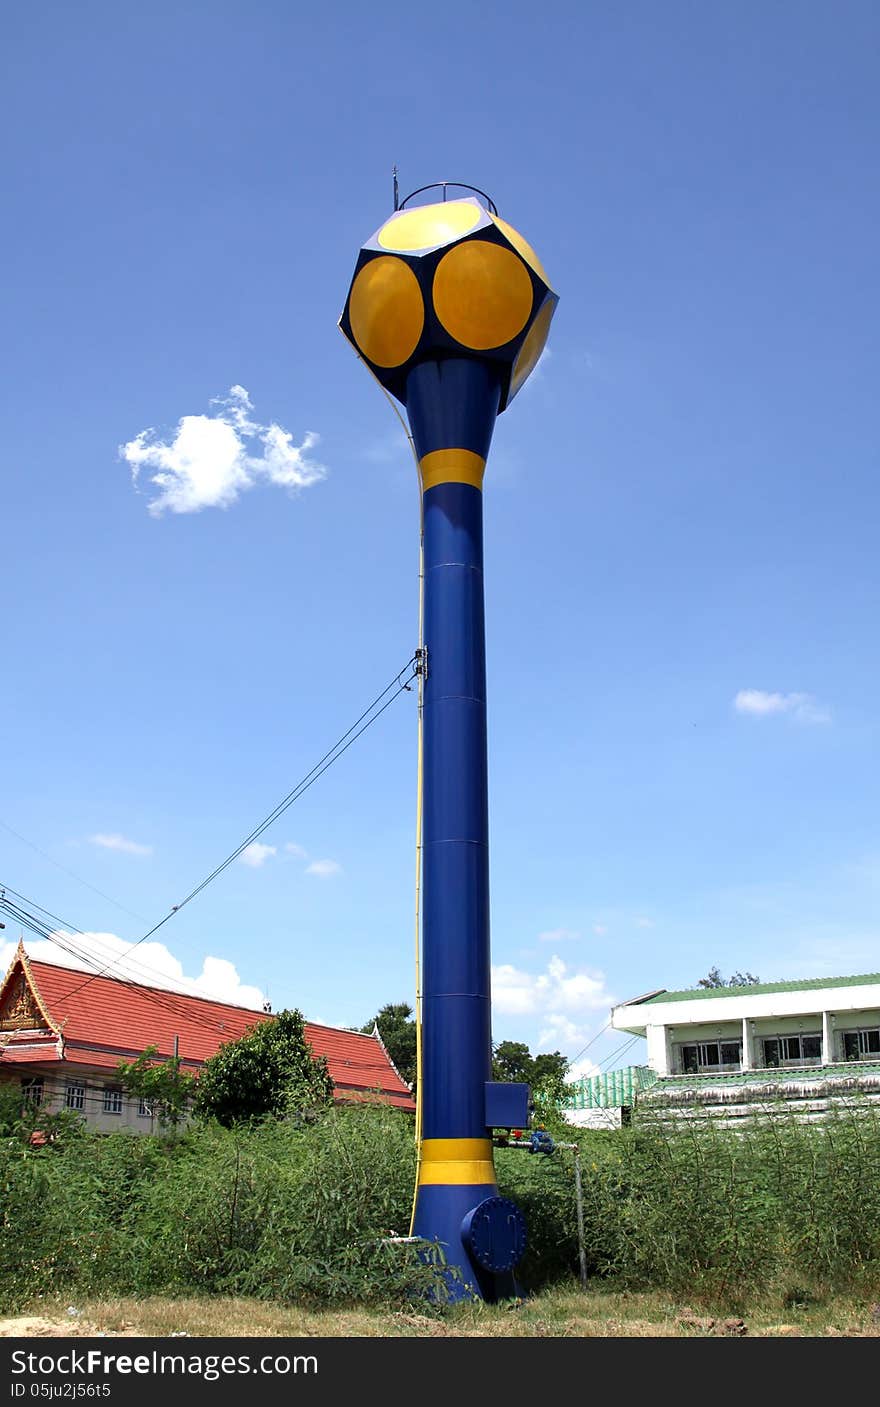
[3,2,878,1080]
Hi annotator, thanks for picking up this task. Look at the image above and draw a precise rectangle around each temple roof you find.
[0,945,414,1110]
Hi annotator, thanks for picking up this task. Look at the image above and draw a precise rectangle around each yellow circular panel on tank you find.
[378,200,482,253]
[348,256,424,367]
[433,241,533,351]
[509,297,555,398]
[491,215,552,287]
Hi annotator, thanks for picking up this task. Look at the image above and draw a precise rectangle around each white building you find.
[609,972,880,1123]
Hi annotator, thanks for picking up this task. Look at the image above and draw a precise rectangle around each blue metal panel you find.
[421,998,493,1137]
[407,358,501,459]
[485,1081,530,1130]
[422,567,487,702]
[422,699,488,844]
[421,840,489,994]
[417,466,493,1148]
[407,357,526,1296]
[461,1197,527,1274]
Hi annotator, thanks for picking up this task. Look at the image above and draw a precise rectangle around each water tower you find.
[340,182,558,1299]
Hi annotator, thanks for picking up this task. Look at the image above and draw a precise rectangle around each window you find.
[103,1085,123,1115]
[20,1078,43,1106]
[843,1028,880,1061]
[65,1082,85,1111]
[137,1098,153,1119]
[762,1033,822,1069]
[679,1040,742,1074]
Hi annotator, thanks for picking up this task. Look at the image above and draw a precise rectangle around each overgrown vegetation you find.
[546,1105,880,1303]
[115,1046,195,1131]
[191,1008,334,1126]
[0,1100,439,1311]
[2,1094,880,1314]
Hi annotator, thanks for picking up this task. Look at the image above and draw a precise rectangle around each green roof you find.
[633,973,880,1005]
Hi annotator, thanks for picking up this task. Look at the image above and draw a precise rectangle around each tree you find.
[193,1009,334,1127]
[116,1045,195,1132]
[531,1051,571,1101]
[492,1041,570,1103]
[696,967,760,989]
[492,1040,533,1085]
[360,1002,417,1089]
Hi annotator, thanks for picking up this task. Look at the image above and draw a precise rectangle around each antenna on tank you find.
[392,164,399,211]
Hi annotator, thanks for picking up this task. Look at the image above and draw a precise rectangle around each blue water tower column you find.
[339,185,558,1299]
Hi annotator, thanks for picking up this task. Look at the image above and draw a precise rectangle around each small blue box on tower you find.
[485,1081,530,1130]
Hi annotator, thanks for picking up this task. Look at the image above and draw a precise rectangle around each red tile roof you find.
[0,954,414,1111]
[0,1044,59,1063]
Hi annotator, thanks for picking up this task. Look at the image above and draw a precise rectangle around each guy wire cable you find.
[51,654,418,1001]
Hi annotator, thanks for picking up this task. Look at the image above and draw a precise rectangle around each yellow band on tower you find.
[419,449,486,491]
[416,1137,496,1186]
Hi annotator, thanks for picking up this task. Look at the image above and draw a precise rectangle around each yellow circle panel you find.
[510,298,555,398]
[378,200,482,253]
[491,215,551,287]
[433,241,533,351]
[348,256,424,368]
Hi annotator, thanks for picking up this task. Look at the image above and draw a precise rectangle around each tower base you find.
[412,1182,526,1303]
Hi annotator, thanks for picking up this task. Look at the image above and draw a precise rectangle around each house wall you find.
[645,1025,670,1073]
[566,1106,626,1129]
[618,989,880,1076]
[668,1020,742,1043]
[830,1007,880,1037]
[4,1067,161,1134]
[664,1015,841,1075]
[750,1015,823,1037]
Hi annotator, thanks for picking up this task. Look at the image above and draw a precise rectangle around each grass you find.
[5,1103,880,1333]
[4,1285,880,1338]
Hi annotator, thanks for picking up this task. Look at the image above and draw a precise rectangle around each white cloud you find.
[120,385,327,517]
[0,932,266,1010]
[238,842,276,868]
[305,859,342,879]
[492,955,613,1017]
[568,1055,602,1082]
[193,956,265,1008]
[536,1013,586,1049]
[491,964,539,1015]
[635,916,655,929]
[89,833,152,857]
[284,842,308,859]
[538,927,581,943]
[733,689,830,724]
[593,924,608,937]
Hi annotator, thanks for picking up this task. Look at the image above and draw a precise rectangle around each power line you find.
[0,897,266,1039]
[0,882,251,1006]
[597,1035,640,1071]
[568,1020,612,1068]
[3,856,413,1057]
[60,655,417,999]
[0,884,85,936]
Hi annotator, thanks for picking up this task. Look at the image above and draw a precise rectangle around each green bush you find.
[0,1104,442,1309]
[571,1103,880,1299]
[3,1100,880,1311]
